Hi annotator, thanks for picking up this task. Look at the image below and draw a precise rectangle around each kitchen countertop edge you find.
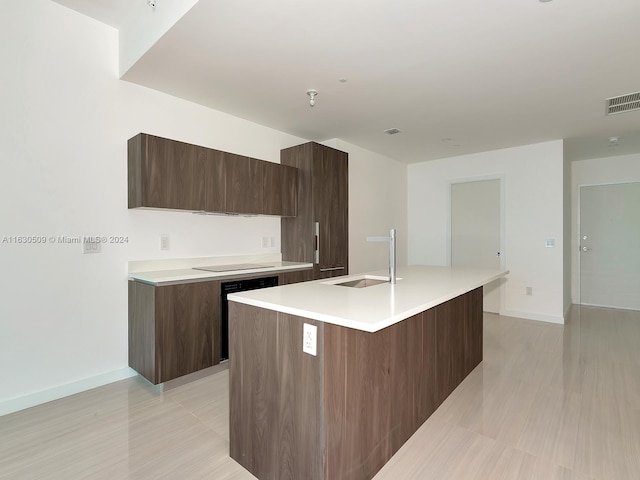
[129,262,313,286]
[228,266,509,333]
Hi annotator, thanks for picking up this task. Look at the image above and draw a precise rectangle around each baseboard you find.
[500,309,565,325]
[0,367,138,417]
[579,302,640,312]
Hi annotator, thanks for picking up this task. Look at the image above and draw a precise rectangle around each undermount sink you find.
[336,278,388,288]
[325,275,392,288]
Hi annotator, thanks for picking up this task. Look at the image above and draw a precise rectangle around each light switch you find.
[544,238,555,248]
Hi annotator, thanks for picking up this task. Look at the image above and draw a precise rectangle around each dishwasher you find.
[220,276,279,361]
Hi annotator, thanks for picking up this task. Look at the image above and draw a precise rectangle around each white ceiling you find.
[54,0,640,164]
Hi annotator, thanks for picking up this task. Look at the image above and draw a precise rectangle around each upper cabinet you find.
[281,142,348,279]
[128,133,297,217]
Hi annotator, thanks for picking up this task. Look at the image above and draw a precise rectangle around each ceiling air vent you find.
[605,91,640,115]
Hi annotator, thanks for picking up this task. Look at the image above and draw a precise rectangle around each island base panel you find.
[229,287,482,480]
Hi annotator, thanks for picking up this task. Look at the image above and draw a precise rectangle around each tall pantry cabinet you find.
[281,142,348,279]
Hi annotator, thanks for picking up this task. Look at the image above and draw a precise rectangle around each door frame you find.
[577,180,640,308]
[447,174,506,312]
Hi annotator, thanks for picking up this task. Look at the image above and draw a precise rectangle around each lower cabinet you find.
[278,268,314,285]
[128,280,220,384]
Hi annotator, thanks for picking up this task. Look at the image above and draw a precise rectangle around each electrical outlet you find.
[160,234,170,251]
[303,323,317,356]
[83,240,101,254]
[270,236,275,248]
[262,236,269,248]
[526,286,533,296]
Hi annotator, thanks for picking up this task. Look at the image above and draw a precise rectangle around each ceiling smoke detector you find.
[605,91,640,115]
[384,128,401,135]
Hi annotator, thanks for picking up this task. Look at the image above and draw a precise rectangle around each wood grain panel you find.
[225,153,262,214]
[204,148,226,212]
[262,161,298,217]
[417,308,439,423]
[229,304,324,480]
[281,142,315,264]
[464,287,484,376]
[144,134,207,210]
[229,289,484,480]
[435,292,466,403]
[276,313,324,480]
[278,268,314,285]
[128,281,156,383]
[155,281,218,383]
[313,143,348,273]
[281,142,348,278]
[127,134,143,208]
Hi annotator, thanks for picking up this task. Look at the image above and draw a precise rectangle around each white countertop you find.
[228,265,508,332]
[129,261,312,286]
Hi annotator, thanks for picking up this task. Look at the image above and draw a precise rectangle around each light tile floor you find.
[1,306,639,479]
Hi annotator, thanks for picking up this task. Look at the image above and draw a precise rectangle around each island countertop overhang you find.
[228,265,508,332]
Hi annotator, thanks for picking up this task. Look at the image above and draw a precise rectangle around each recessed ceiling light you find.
[384,128,401,135]
[539,0,553,3]
[338,77,348,83]
[608,136,619,143]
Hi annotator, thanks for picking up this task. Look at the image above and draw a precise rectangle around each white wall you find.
[331,140,408,274]
[408,141,565,323]
[571,153,640,304]
[0,0,407,415]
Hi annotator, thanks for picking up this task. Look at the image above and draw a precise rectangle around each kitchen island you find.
[228,266,508,480]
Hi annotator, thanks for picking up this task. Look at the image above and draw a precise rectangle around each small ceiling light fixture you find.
[384,128,401,135]
[306,90,318,107]
[147,0,157,8]
[539,0,553,3]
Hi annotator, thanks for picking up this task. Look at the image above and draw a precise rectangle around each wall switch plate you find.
[83,240,101,254]
[262,236,269,248]
[545,238,555,248]
[526,286,533,296]
[160,234,170,251]
[303,323,317,356]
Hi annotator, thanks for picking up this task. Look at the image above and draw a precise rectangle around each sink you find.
[335,278,388,288]
[325,275,391,288]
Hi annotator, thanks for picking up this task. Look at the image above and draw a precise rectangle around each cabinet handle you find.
[315,222,320,264]
[320,266,345,272]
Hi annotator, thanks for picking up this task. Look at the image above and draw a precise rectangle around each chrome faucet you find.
[366,228,397,284]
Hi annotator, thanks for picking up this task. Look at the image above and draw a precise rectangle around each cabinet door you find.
[279,269,314,285]
[225,153,262,214]
[204,149,226,212]
[141,134,207,210]
[313,144,348,274]
[155,281,220,383]
[263,161,298,217]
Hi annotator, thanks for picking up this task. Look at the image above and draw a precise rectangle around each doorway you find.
[450,178,503,313]
[579,182,640,310]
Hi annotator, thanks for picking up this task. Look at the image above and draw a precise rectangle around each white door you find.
[580,182,640,310]
[451,179,501,313]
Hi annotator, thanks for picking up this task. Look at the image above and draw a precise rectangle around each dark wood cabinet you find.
[263,160,298,217]
[128,133,297,217]
[128,280,221,384]
[224,153,262,215]
[281,142,348,279]
[278,268,314,285]
[229,287,483,480]
[128,133,207,210]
